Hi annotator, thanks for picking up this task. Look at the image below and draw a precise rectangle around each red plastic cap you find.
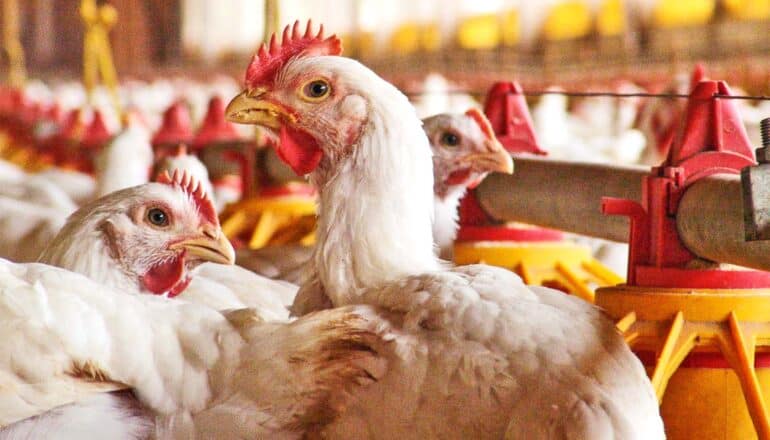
[152,101,193,146]
[192,96,242,148]
[483,81,545,155]
[59,109,86,140]
[690,63,707,90]
[665,80,754,173]
[81,110,112,149]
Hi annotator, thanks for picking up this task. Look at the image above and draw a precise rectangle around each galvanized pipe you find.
[474,156,649,243]
[475,157,770,272]
[677,174,770,271]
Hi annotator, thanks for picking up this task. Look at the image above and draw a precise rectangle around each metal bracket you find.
[743,119,770,241]
[742,162,770,241]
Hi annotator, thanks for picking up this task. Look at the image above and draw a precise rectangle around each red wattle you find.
[446,168,472,186]
[141,254,187,297]
[277,125,323,176]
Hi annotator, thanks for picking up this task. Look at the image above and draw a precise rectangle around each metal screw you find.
[762,118,770,148]
[757,118,770,163]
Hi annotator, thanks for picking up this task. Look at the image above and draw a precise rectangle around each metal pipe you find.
[474,156,649,242]
[677,174,770,272]
[474,157,770,272]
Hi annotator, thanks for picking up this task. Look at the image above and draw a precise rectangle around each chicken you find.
[3,168,389,437]
[226,21,663,438]
[94,114,154,197]
[0,258,391,438]
[39,169,295,318]
[409,72,479,118]
[0,195,72,262]
[39,169,235,298]
[32,168,96,205]
[0,163,81,262]
[236,109,511,280]
[154,144,217,210]
[423,109,513,260]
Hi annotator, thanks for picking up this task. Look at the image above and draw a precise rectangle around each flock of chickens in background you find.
[1,20,770,434]
[5,63,770,277]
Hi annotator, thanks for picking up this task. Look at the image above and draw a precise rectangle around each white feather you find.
[287,55,663,439]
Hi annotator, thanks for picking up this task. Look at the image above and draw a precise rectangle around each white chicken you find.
[40,169,295,318]
[154,144,217,210]
[226,21,663,438]
[1,166,396,438]
[410,72,479,118]
[94,114,154,198]
[236,109,512,281]
[0,258,391,438]
[423,109,513,260]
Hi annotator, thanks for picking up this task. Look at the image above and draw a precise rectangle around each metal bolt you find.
[757,118,770,163]
[762,118,770,148]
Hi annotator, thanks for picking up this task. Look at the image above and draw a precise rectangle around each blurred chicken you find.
[410,73,479,118]
[424,109,513,259]
[532,85,645,164]
[154,144,217,210]
[94,113,154,197]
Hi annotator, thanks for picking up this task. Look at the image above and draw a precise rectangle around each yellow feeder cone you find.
[219,183,317,250]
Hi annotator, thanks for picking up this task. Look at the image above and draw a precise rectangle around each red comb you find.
[244,20,342,89]
[156,169,219,226]
[465,108,496,141]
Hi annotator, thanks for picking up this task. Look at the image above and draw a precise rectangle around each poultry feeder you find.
[452,81,624,302]
[188,96,316,249]
[0,89,39,169]
[220,182,317,250]
[2,94,71,172]
[219,139,317,249]
[152,100,194,161]
[73,109,112,174]
[597,79,770,439]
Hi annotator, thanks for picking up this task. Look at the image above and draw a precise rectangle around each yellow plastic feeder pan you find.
[598,282,770,440]
[220,183,317,249]
[453,224,623,303]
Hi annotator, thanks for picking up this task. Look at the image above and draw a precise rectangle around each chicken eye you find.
[147,208,169,227]
[301,79,331,101]
[441,132,460,147]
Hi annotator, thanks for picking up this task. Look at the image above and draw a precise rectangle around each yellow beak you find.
[225,90,294,128]
[461,140,514,175]
[170,228,236,265]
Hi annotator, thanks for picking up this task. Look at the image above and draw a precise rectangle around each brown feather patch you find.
[285,311,388,433]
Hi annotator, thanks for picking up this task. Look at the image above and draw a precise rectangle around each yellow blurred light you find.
[597,0,626,36]
[651,0,716,28]
[542,1,593,41]
[389,22,421,54]
[421,23,441,52]
[502,9,520,46]
[457,14,501,50]
[723,0,770,20]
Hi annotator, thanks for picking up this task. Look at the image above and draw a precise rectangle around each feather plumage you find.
[230,39,664,438]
